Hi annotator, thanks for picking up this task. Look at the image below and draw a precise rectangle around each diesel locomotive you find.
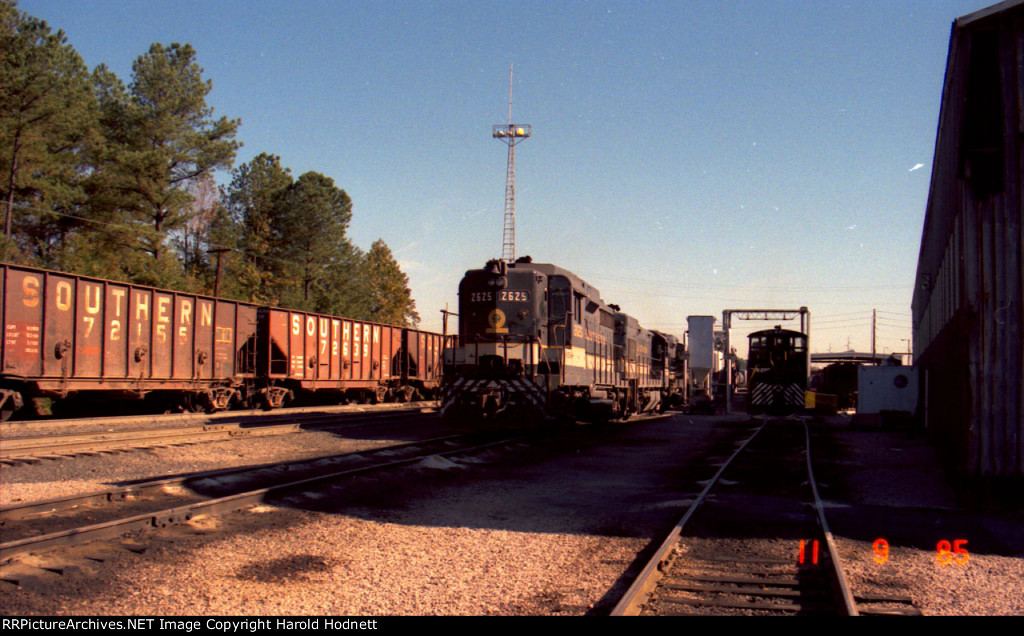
[746,326,808,416]
[441,258,685,424]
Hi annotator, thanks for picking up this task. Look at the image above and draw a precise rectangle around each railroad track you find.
[0,431,518,569]
[0,405,436,463]
[612,416,921,616]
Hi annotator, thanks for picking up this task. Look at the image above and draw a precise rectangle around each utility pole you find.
[440,306,459,365]
[440,306,458,340]
[871,309,877,365]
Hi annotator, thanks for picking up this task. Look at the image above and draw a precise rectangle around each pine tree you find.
[87,42,239,287]
[0,0,97,264]
[364,239,419,327]
[219,153,293,303]
[273,171,354,311]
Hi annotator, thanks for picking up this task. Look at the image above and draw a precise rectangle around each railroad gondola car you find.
[0,262,443,419]
[0,263,259,418]
[255,307,443,408]
[746,327,808,416]
[441,258,684,424]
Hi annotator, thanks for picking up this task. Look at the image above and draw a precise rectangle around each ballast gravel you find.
[1,413,1021,615]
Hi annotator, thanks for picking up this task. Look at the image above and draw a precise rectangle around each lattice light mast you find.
[493,65,530,263]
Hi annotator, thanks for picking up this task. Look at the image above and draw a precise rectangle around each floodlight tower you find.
[493,64,530,263]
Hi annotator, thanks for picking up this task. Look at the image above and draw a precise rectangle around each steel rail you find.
[610,418,769,616]
[803,420,859,616]
[0,407,433,461]
[0,433,460,524]
[0,433,518,562]
[1,398,441,429]
[612,416,860,616]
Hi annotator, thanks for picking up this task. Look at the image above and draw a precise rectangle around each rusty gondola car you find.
[0,263,443,419]
[256,307,443,408]
[0,263,258,418]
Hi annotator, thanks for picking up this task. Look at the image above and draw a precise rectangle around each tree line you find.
[0,1,419,326]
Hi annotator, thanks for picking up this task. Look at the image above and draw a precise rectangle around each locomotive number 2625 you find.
[469,290,531,302]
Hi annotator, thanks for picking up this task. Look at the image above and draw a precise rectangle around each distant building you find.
[912,0,1023,496]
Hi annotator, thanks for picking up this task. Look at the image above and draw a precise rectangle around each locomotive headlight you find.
[488,277,507,288]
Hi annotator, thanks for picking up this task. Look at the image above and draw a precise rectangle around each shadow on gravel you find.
[253,414,752,537]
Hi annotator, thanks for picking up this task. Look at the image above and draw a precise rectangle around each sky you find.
[19,0,999,357]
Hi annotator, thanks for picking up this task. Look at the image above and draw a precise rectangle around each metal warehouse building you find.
[912,0,1023,495]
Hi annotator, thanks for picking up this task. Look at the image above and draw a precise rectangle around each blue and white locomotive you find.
[441,258,678,424]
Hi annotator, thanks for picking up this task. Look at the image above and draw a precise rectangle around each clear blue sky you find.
[20,0,997,356]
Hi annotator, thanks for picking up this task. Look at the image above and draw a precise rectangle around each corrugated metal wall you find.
[912,2,1023,481]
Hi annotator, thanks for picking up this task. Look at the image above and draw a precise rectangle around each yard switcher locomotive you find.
[441,258,684,424]
[746,326,808,416]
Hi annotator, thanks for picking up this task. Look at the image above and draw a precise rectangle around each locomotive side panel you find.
[443,259,673,424]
